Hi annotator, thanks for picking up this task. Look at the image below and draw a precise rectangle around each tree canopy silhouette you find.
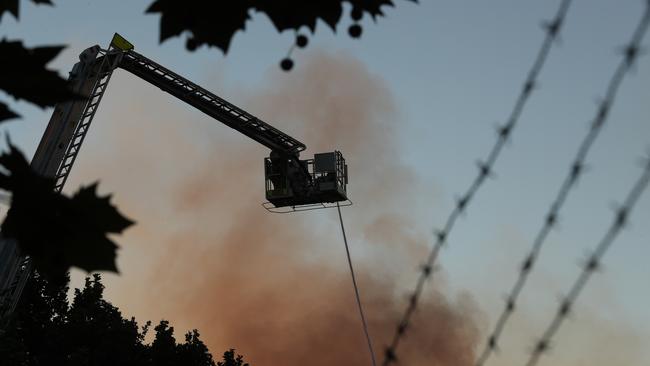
[0,273,249,366]
[217,349,250,366]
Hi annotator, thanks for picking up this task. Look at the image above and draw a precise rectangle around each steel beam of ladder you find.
[54,55,115,193]
[120,50,306,155]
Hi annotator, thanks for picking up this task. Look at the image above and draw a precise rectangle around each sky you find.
[1,0,649,365]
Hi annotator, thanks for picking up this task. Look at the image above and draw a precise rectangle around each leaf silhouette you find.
[254,1,345,33]
[146,1,251,53]
[0,0,19,21]
[64,183,135,273]
[0,0,53,23]
[0,101,20,123]
[0,39,80,109]
[146,0,414,53]
[0,140,134,283]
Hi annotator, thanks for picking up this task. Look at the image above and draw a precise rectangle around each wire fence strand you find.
[523,154,650,366]
[474,5,650,365]
[380,1,574,364]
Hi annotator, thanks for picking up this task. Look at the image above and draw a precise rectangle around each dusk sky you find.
[1,0,649,365]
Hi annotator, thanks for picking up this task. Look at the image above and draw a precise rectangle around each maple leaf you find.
[0,0,53,23]
[63,183,135,273]
[0,39,81,109]
[0,140,134,283]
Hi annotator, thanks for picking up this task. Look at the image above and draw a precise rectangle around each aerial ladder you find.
[0,34,350,323]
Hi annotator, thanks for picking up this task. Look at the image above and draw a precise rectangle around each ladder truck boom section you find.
[119,50,306,155]
[0,34,349,324]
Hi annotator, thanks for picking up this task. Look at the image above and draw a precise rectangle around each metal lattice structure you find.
[53,51,120,192]
[119,50,306,156]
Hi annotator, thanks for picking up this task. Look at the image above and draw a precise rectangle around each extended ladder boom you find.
[119,50,306,156]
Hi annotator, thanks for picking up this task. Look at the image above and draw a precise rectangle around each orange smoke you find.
[70,50,482,365]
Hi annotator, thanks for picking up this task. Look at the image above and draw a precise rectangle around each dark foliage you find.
[147,1,251,54]
[217,349,250,366]
[0,39,81,123]
[0,273,235,366]
[0,0,52,22]
[146,0,416,53]
[0,141,134,283]
[0,101,20,122]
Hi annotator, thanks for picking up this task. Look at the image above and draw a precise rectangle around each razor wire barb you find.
[523,154,650,366]
[381,0,574,364]
[475,4,650,365]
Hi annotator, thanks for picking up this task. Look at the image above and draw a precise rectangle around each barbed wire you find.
[380,0,574,364]
[523,154,650,366]
[474,4,650,365]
